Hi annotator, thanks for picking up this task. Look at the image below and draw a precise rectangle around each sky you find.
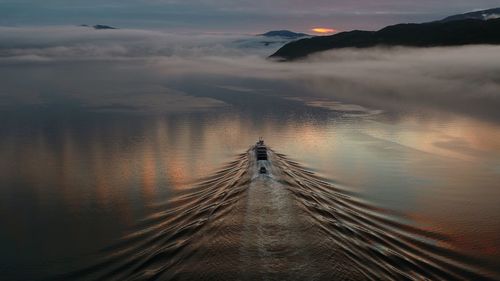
[0,0,499,33]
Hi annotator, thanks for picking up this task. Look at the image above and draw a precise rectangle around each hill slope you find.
[271,16,500,60]
[440,7,500,22]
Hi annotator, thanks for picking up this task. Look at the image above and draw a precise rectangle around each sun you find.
[311,27,337,34]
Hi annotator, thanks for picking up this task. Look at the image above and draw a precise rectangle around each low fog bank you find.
[1,26,499,121]
[300,47,500,121]
[0,26,281,61]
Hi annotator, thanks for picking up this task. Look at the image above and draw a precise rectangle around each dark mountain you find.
[439,7,500,22]
[80,24,117,30]
[271,17,500,60]
[93,25,117,30]
[260,30,310,39]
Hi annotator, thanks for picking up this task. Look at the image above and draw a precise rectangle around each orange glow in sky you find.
[311,27,337,34]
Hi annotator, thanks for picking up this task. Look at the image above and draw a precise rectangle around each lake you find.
[1,29,499,280]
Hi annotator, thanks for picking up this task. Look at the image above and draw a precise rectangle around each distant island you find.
[259,30,310,39]
[270,8,500,60]
[234,30,312,48]
[80,24,117,30]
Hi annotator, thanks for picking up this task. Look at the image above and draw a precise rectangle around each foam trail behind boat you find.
[58,146,500,281]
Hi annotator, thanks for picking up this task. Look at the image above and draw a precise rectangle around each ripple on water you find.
[58,149,500,281]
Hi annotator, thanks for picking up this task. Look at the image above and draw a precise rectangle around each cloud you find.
[1,26,500,121]
[0,26,267,59]
[484,13,500,20]
[1,0,500,32]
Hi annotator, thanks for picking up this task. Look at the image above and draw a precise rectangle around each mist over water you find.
[1,27,500,280]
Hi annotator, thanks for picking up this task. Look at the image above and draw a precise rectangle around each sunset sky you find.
[0,0,499,32]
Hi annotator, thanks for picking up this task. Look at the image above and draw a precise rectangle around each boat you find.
[255,137,268,160]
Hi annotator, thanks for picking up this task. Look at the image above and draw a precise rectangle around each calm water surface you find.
[1,99,499,280]
[1,62,500,280]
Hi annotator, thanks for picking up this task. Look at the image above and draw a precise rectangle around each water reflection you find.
[1,99,500,279]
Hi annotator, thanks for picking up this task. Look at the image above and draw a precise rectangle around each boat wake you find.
[60,146,499,281]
